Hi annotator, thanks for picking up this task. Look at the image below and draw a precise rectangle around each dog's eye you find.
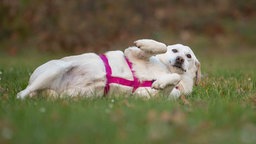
[186,54,192,58]
[172,49,178,53]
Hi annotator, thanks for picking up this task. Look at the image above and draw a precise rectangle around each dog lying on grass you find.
[17,39,200,99]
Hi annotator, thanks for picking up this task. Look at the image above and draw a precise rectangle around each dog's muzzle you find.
[173,56,186,72]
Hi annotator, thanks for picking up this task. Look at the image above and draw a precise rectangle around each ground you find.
[0,42,256,144]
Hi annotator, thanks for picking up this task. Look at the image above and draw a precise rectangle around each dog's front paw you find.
[152,80,168,90]
[152,74,181,90]
[134,39,167,54]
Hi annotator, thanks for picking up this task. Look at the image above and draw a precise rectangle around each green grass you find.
[0,48,256,144]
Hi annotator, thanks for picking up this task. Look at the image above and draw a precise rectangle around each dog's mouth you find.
[173,64,186,72]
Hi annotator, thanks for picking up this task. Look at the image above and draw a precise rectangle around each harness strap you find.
[100,54,153,95]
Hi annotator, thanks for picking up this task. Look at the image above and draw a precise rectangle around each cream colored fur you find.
[17,39,200,99]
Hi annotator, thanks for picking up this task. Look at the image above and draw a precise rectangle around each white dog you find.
[17,39,200,99]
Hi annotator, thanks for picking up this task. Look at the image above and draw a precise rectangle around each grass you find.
[0,47,256,144]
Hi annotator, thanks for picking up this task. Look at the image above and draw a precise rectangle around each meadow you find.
[0,41,256,144]
[1,0,256,143]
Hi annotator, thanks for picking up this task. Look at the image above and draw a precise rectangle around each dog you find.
[17,39,200,99]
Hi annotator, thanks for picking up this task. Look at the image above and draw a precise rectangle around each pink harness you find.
[100,54,154,95]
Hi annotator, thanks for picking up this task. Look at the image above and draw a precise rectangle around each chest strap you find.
[100,54,153,95]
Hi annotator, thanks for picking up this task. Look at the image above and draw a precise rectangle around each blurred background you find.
[0,0,256,55]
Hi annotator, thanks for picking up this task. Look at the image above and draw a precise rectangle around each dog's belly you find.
[107,85,157,97]
[108,84,133,95]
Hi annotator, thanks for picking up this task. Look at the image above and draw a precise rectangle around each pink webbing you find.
[100,54,153,95]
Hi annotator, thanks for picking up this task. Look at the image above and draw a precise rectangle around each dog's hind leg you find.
[17,60,72,99]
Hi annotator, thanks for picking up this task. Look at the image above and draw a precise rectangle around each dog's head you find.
[157,44,201,85]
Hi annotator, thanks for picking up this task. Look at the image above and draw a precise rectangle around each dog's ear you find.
[195,61,201,86]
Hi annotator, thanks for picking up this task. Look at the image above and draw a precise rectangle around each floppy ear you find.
[195,61,201,86]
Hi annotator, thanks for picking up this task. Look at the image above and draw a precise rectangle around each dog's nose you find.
[176,56,184,64]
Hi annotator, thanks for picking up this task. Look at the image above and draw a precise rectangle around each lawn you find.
[0,46,256,144]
